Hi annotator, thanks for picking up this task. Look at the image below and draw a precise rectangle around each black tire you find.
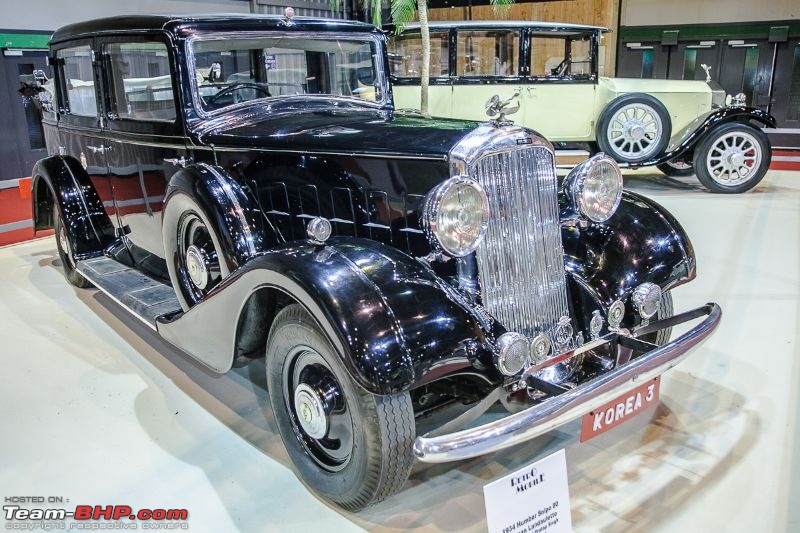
[692,122,771,193]
[657,160,695,177]
[641,291,673,347]
[266,304,415,511]
[597,93,672,164]
[53,205,92,288]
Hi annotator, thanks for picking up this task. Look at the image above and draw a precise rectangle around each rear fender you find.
[31,155,116,258]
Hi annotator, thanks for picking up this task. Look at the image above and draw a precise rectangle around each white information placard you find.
[483,449,572,533]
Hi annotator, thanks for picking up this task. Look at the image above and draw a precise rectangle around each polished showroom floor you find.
[0,170,798,532]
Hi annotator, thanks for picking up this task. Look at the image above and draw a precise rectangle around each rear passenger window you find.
[457,30,519,77]
[388,32,450,78]
[106,42,176,121]
[58,45,98,117]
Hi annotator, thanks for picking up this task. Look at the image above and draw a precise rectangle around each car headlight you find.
[564,154,623,223]
[423,176,489,257]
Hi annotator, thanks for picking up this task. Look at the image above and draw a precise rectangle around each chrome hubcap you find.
[607,103,663,159]
[706,131,761,186]
[293,383,328,439]
[185,245,209,290]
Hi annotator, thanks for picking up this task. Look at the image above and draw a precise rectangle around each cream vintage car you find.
[387,20,777,193]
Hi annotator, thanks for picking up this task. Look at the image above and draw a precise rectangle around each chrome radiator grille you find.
[472,147,570,340]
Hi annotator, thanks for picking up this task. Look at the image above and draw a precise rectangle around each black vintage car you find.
[23,13,720,511]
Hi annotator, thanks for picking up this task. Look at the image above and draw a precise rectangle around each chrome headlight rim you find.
[564,153,623,224]
[422,176,490,258]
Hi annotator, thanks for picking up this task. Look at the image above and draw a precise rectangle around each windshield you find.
[191,34,383,112]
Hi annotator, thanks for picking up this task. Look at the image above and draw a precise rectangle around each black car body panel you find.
[24,15,720,488]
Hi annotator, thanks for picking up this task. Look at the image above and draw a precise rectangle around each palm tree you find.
[329,0,384,26]
[390,0,513,115]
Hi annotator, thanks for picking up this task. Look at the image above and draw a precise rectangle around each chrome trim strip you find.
[397,20,608,32]
[194,143,447,161]
[200,163,257,256]
[413,303,721,463]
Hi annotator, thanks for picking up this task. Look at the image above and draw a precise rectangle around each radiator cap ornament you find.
[485,89,520,126]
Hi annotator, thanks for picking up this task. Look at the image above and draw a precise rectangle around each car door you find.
[98,34,187,278]
[450,28,523,122]
[523,31,598,141]
[52,40,116,224]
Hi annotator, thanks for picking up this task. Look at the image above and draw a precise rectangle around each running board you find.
[76,257,182,330]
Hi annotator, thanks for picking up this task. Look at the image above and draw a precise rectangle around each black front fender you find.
[562,190,696,308]
[157,237,494,394]
[632,106,776,167]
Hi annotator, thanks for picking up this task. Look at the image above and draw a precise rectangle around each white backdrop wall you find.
[621,0,799,26]
[0,0,249,31]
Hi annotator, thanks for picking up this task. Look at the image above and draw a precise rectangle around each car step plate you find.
[76,256,182,329]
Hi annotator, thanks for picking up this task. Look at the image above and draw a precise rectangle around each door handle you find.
[87,145,110,154]
[163,156,190,168]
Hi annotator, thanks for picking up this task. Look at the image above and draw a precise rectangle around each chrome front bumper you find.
[413,303,721,463]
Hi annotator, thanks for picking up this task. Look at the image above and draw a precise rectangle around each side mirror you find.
[33,69,49,83]
[18,72,54,112]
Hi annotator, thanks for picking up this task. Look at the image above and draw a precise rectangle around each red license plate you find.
[580,377,660,442]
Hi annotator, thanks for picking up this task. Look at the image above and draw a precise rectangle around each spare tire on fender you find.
[597,93,671,164]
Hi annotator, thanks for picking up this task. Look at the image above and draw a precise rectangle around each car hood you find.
[195,108,480,160]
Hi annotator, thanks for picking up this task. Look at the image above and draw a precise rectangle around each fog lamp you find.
[632,282,662,319]
[494,332,529,376]
[306,217,332,244]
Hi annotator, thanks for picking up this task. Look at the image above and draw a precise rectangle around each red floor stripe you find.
[0,228,53,247]
[0,187,33,226]
[771,161,800,171]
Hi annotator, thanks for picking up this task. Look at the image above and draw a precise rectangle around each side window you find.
[388,32,449,78]
[531,34,593,79]
[456,31,519,77]
[57,45,98,117]
[570,38,592,77]
[106,42,176,121]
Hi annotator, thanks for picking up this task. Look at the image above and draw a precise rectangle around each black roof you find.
[50,14,377,44]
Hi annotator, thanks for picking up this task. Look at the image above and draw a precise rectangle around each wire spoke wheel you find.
[606,103,663,160]
[704,131,762,187]
[692,123,771,193]
[597,94,671,164]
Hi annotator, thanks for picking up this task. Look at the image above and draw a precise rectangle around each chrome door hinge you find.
[87,144,110,154]
[163,156,191,168]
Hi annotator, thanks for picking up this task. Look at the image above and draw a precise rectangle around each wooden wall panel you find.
[428,0,620,75]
